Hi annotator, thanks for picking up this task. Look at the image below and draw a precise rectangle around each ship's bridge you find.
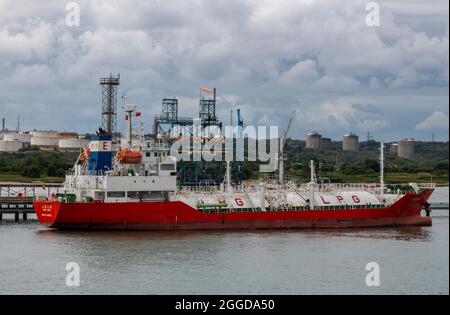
[66,153,177,203]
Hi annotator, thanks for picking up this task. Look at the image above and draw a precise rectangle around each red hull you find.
[34,189,433,231]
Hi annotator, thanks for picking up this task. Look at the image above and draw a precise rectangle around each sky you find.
[0,0,448,141]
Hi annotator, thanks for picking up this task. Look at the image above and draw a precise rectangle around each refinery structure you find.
[1,73,419,164]
[0,129,89,152]
[300,130,416,160]
[342,133,359,152]
[92,75,241,187]
[305,131,323,150]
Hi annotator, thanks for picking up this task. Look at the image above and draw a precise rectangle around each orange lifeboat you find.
[117,148,142,164]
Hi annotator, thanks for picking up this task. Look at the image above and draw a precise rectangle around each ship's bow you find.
[34,200,61,228]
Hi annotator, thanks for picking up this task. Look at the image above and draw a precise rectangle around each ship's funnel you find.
[88,135,113,172]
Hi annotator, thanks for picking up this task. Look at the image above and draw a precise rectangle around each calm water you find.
[0,213,448,295]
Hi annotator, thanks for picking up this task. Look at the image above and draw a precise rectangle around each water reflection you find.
[35,224,434,243]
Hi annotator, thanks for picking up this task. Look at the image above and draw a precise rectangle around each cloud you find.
[0,0,448,141]
[312,74,360,92]
[359,119,391,131]
[279,59,319,86]
[416,111,449,130]
[0,21,54,63]
[295,100,390,133]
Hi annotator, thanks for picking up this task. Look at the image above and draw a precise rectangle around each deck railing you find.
[177,181,437,196]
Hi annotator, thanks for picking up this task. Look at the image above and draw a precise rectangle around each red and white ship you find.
[34,106,434,231]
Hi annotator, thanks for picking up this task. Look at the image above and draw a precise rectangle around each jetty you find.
[0,183,62,221]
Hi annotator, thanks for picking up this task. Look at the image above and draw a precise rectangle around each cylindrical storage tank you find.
[342,133,359,152]
[58,132,79,139]
[30,130,59,138]
[398,138,415,159]
[58,139,89,151]
[31,136,59,149]
[0,130,17,140]
[306,131,323,150]
[2,132,32,144]
[390,143,399,154]
[0,140,23,152]
[30,130,60,149]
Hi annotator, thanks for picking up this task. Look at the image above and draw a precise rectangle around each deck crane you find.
[278,111,296,184]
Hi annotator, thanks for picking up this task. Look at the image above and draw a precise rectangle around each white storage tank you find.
[58,132,79,139]
[398,138,415,159]
[2,132,32,144]
[342,133,359,152]
[0,140,23,152]
[0,130,17,140]
[58,138,89,151]
[30,130,59,138]
[390,143,399,154]
[30,130,60,149]
[306,131,323,150]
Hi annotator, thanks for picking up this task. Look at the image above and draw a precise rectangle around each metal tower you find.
[162,98,178,121]
[100,73,120,135]
[154,98,194,140]
[199,88,220,127]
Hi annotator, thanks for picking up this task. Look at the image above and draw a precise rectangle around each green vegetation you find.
[0,150,78,183]
[244,140,449,185]
[0,140,448,184]
[283,140,448,184]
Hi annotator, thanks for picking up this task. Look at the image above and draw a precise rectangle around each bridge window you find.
[161,164,175,171]
[127,192,140,199]
[107,191,126,198]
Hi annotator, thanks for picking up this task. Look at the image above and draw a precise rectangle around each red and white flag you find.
[136,112,142,117]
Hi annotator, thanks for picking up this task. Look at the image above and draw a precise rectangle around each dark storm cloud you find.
[0,0,448,140]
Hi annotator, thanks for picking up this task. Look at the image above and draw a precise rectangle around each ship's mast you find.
[140,120,145,148]
[308,160,316,210]
[124,105,137,148]
[380,140,384,195]
[224,160,232,192]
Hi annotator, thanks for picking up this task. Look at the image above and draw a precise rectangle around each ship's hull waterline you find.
[34,189,433,231]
